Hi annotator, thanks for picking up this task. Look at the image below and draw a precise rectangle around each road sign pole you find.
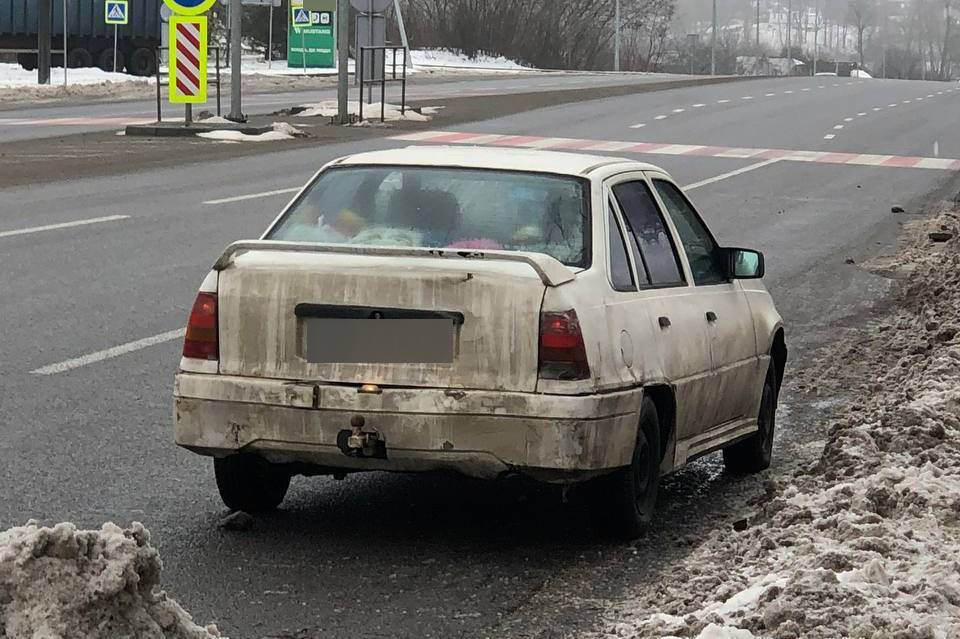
[63,0,68,86]
[301,28,306,74]
[710,0,716,75]
[393,0,410,69]
[113,24,118,72]
[228,0,244,121]
[613,0,620,72]
[267,2,273,69]
[337,0,348,123]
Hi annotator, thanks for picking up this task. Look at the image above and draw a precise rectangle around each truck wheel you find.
[214,455,291,512]
[723,365,777,474]
[97,48,124,73]
[129,48,156,76]
[590,397,661,539]
[17,53,37,71]
[67,48,93,69]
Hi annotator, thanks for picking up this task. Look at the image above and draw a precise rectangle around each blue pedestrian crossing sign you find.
[105,0,129,24]
[292,7,311,29]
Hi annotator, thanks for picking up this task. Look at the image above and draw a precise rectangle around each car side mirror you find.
[725,247,765,279]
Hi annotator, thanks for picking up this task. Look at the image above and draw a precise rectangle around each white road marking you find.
[629,123,646,128]
[818,85,826,88]
[765,93,776,96]
[692,103,706,108]
[204,187,301,205]
[802,88,811,91]
[0,215,129,239]
[844,117,854,121]
[834,124,844,129]
[857,112,867,116]
[784,90,794,94]
[654,114,668,120]
[903,99,912,103]
[672,108,686,113]
[717,99,730,103]
[682,159,780,191]
[873,107,883,111]
[888,103,898,107]
[916,97,923,101]
[31,328,186,375]
[741,96,753,100]
[824,134,836,140]
[833,83,840,86]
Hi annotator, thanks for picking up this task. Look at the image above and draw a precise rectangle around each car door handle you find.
[706,311,718,323]
[658,316,671,329]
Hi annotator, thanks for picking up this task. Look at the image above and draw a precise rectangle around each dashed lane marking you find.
[629,123,646,129]
[682,159,780,191]
[31,329,186,375]
[824,134,836,140]
[204,187,301,205]
[0,215,129,238]
[392,130,960,171]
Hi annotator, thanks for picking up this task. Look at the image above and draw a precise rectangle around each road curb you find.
[125,122,275,137]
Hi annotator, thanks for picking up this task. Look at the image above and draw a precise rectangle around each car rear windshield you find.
[265,166,591,268]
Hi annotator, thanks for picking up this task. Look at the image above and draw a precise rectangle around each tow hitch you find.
[337,415,387,459]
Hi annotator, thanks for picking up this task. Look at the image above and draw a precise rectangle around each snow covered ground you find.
[599,210,960,639]
[293,99,441,123]
[0,521,223,638]
[0,63,146,89]
[409,48,531,71]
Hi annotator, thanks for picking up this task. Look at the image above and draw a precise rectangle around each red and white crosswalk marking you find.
[390,131,960,171]
[170,16,207,104]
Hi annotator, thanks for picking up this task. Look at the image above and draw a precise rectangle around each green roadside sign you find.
[288,2,335,68]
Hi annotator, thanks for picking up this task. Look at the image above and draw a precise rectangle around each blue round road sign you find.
[163,0,216,16]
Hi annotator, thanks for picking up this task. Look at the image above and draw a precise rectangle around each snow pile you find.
[197,121,306,143]
[0,63,145,88]
[295,99,440,122]
[601,212,960,639]
[0,521,223,639]
[410,48,530,70]
[851,69,873,78]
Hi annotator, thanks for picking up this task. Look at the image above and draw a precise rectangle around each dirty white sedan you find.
[174,146,786,538]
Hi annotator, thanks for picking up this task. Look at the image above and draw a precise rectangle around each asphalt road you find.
[0,70,695,142]
[2,75,959,638]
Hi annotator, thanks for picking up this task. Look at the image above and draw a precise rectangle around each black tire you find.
[214,455,291,513]
[97,48,124,73]
[17,53,37,71]
[590,397,661,539]
[723,365,777,474]
[67,47,93,69]
[128,48,156,76]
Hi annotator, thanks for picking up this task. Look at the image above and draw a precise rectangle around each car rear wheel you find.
[723,365,777,474]
[590,396,661,539]
[214,454,291,512]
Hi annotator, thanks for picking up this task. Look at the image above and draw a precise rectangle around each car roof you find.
[334,145,664,177]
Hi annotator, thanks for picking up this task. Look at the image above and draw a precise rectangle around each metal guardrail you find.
[154,46,222,124]
[358,45,407,123]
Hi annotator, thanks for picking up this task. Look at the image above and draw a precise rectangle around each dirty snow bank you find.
[599,211,960,639]
[294,99,440,123]
[410,48,530,70]
[0,63,145,88]
[197,121,307,143]
[0,521,223,639]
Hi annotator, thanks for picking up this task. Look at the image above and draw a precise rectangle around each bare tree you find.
[848,0,874,65]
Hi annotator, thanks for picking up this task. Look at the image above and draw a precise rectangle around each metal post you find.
[63,0,68,86]
[401,48,406,114]
[786,0,792,74]
[337,0,349,124]
[756,0,760,47]
[381,59,386,122]
[113,24,118,72]
[268,2,273,69]
[228,0,244,121]
[711,0,717,75]
[185,103,192,126]
[813,0,818,75]
[359,46,364,120]
[393,0,411,69]
[216,47,221,115]
[155,48,162,122]
[367,0,373,104]
[614,0,620,71]
[38,0,51,84]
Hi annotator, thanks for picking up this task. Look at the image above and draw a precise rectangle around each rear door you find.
[648,174,762,425]
[605,173,715,440]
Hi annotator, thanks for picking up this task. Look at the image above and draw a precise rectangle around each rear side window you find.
[653,180,727,286]
[607,207,636,291]
[612,181,685,287]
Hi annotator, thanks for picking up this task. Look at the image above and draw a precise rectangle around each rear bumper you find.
[173,373,642,483]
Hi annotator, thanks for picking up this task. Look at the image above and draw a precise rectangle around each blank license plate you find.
[304,318,455,364]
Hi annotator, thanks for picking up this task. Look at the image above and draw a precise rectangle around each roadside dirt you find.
[0,76,752,189]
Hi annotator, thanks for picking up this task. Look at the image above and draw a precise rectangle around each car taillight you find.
[183,292,218,360]
[538,310,589,380]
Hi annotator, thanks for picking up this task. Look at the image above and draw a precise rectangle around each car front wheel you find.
[723,365,777,474]
[214,454,291,512]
